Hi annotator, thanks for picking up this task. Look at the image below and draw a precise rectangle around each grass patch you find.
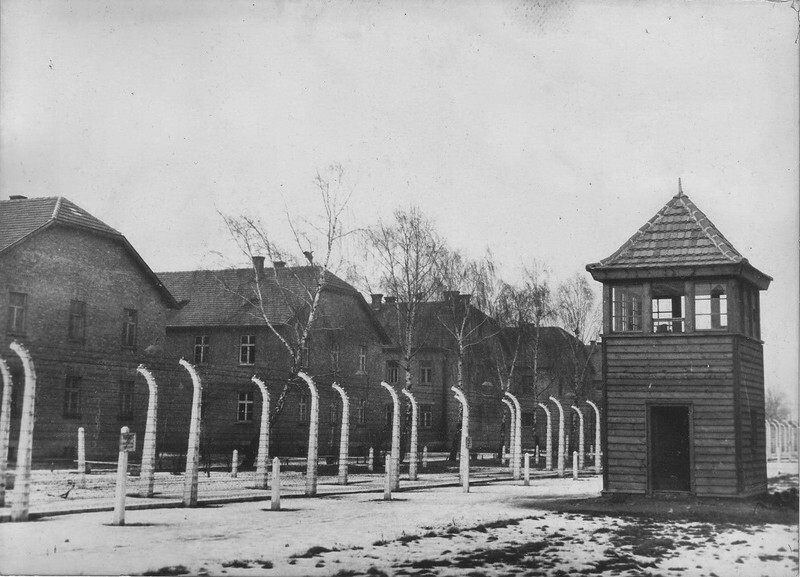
[292,545,337,558]
[221,560,251,569]
[142,565,190,576]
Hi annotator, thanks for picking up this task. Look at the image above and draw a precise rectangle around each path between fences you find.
[0,460,588,522]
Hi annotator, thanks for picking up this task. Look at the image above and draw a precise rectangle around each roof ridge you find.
[677,195,741,263]
[52,196,63,220]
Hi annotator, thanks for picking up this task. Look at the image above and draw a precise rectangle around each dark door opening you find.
[649,405,691,492]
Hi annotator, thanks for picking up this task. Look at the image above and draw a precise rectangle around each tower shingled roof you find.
[592,190,745,269]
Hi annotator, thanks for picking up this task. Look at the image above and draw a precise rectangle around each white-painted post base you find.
[524,453,530,486]
[112,427,129,526]
[271,457,281,511]
[422,446,428,469]
[368,447,374,472]
[232,450,238,478]
[572,451,578,480]
[77,427,86,489]
[384,455,392,501]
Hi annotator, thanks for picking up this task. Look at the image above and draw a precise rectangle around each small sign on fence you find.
[119,432,137,453]
[465,436,472,450]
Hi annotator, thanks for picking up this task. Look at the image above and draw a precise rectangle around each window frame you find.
[7,292,27,335]
[122,308,138,348]
[386,361,399,384]
[239,334,256,365]
[194,335,210,364]
[68,299,86,343]
[420,403,433,429]
[357,398,366,426]
[419,360,433,385]
[63,375,81,419]
[694,282,728,331]
[118,380,134,420]
[237,391,254,422]
[651,282,686,334]
[358,344,367,373]
[611,285,642,333]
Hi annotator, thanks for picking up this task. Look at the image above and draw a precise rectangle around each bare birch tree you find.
[220,164,353,423]
[364,206,448,390]
[555,273,600,400]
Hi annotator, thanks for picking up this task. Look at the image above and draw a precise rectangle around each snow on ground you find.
[1,471,797,577]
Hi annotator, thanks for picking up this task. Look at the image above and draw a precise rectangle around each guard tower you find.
[586,183,771,497]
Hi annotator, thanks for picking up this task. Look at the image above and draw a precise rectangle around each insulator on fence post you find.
[10,341,36,522]
[113,426,130,526]
[0,357,12,508]
[368,447,374,472]
[271,457,281,511]
[77,427,86,488]
[179,359,202,508]
[524,453,530,486]
[231,450,238,478]
[384,454,392,501]
[380,382,401,490]
[137,365,158,498]
[252,376,270,490]
[401,388,419,481]
[572,451,578,480]
[332,383,350,485]
[298,372,319,497]
[423,446,428,469]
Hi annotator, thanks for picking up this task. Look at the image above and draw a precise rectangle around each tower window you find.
[651,282,685,333]
[612,286,642,332]
[695,283,727,330]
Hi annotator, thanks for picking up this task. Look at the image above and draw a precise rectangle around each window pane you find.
[695,282,727,331]
[612,286,642,332]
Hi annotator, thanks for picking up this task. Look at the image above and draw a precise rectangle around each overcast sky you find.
[1,0,798,409]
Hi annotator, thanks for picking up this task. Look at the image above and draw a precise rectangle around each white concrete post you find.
[271,457,281,511]
[0,358,11,507]
[383,454,392,501]
[502,444,508,465]
[380,381,401,490]
[537,403,553,471]
[422,446,428,469]
[298,372,319,497]
[524,453,530,486]
[535,445,540,466]
[401,388,419,481]
[550,396,565,478]
[774,420,783,462]
[332,382,350,485]
[251,376,270,489]
[368,447,374,472]
[77,427,86,488]
[501,398,515,471]
[452,387,470,493]
[137,365,158,498]
[572,451,578,480]
[10,341,36,522]
[112,426,130,526]
[179,359,202,507]
[571,405,585,470]
[504,392,522,481]
[586,400,601,474]
[231,450,238,477]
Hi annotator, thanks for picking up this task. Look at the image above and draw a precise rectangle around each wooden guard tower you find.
[586,183,771,497]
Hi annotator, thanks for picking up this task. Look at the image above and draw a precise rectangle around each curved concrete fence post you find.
[452,387,470,493]
[765,419,772,460]
[251,376,271,489]
[179,359,203,507]
[773,420,782,463]
[537,403,553,471]
[504,392,522,480]
[0,357,12,507]
[380,381,401,490]
[298,372,320,496]
[501,398,515,471]
[571,405,585,470]
[586,400,601,474]
[10,341,36,522]
[549,396,565,478]
[401,388,419,481]
[137,364,158,497]
[332,382,350,485]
